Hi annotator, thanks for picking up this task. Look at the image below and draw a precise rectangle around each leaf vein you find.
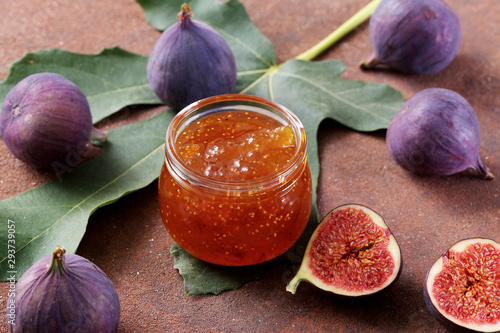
[239,65,279,94]
[275,71,389,120]
[86,82,151,101]
[216,29,274,68]
[1,143,165,262]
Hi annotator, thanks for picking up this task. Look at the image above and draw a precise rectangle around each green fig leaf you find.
[255,59,404,132]
[171,243,267,295]
[0,111,175,280]
[0,47,161,124]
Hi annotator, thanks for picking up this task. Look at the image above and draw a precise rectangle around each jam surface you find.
[176,111,296,181]
[159,110,312,266]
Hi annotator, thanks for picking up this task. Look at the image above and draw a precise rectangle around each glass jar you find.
[158,94,312,266]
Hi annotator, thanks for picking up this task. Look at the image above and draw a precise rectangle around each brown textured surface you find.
[0,0,499,332]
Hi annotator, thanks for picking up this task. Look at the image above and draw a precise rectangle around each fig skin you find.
[386,88,494,180]
[360,0,461,74]
[6,246,120,333]
[423,238,500,332]
[286,204,402,297]
[147,4,237,111]
[0,72,107,169]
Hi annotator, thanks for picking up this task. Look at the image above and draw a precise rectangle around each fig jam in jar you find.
[158,94,312,266]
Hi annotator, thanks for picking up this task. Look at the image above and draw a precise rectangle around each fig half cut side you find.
[424,238,500,332]
[286,204,402,296]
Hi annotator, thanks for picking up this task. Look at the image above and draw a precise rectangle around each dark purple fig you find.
[360,0,461,74]
[0,72,107,169]
[386,88,494,180]
[6,246,120,333]
[147,3,237,111]
[286,204,402,297]
[424,238,500,332]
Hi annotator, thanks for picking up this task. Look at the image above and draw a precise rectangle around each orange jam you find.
[158,94,312,266]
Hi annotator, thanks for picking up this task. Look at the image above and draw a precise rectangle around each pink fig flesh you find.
[287,204,402,297]
[424,238,500,332]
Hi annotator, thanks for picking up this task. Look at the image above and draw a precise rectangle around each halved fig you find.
[424,238,500,332]
[286,204,402,296]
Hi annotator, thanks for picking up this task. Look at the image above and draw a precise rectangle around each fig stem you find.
[49,245,66,273]
[285,274,302,295]
[359,51,382,69]
[178,3,193,20]
[474,159,495,180]
[294,0,382,61]
[90,127,108,146]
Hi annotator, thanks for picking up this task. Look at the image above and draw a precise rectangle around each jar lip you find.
[165,94,308,190]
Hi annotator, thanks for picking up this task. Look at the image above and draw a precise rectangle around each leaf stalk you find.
[294,0,381,61]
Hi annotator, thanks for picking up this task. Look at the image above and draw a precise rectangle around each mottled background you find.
[0,0,498,332]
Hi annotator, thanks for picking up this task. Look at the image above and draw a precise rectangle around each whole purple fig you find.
[147,3,237,111]
[360,0,461,74]
[386,88,494,179]
[6,246,120,333]
[0,72,107,169]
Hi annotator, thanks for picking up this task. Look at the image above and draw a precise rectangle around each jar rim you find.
[165,94,308,191]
